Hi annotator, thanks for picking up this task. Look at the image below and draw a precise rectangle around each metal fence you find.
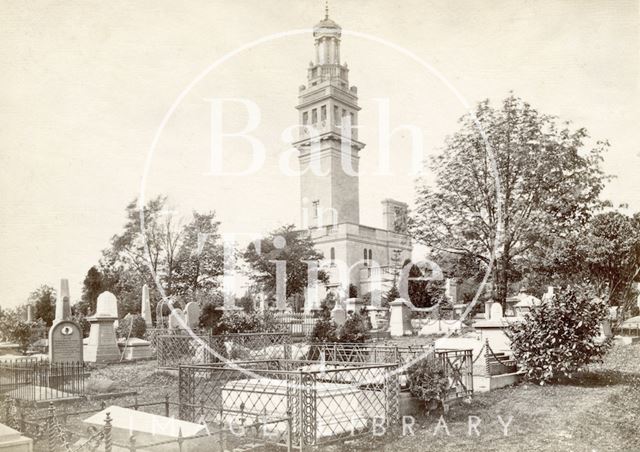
[273,313,319,337]
[307,343,473,402]
[178,359,400,449]
[0,359,85,402]
[156,332,292,369]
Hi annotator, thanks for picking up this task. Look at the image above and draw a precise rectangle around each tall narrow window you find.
[350,112,355,125]
[321,105,327,121]
[333,105,339,125]
[363,248,367,261]
[312,200,319,219]
[312,108,318,124]
[302,111,308,125]
[368,249,373,262]
[330,247,335,262]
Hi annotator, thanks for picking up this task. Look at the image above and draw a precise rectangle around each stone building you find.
[293,12,412,303]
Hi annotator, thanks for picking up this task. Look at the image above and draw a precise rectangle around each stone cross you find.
[54,278,71,323]
[140,284,152,326]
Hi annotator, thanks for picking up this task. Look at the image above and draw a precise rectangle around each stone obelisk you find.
[141,284,152,326]
[54,278,71,323]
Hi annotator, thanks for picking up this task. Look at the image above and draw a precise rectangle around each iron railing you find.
[0,359,85,402]
[156,332,291,369]
[178,359,399,449]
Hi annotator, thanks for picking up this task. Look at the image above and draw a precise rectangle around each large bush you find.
[407,357,449,411]
[0,309,32,354]
[506,284,611,383]
[337,310,370,343]
[116,314,147,339]
[212,311,285,335]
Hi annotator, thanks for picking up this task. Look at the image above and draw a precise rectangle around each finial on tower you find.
[325,0,329,19]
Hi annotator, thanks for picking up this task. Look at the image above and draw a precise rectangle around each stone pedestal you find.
[388,299,413,336]
[0,423,32,452]
[366,306,388,330]
[344,298,364,314]
[330,304,346,326]
[84,314,120,363]
[117,338,152,360]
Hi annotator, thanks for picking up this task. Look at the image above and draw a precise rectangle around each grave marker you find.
[54,278,71,323]
[185,302,201,329]
[140,284,152,326]
[49,320,83,363]
[168,308,186,329]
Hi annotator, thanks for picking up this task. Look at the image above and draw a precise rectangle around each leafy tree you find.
[348,283,358,299]
[506,285,611,383]
[97,197,225,317]
[337,310,370,343]
[29,285,56,327]
[403,260,446,308]
[309,303,338,344]
[385,284,400,305]
[80,266,105,315]
[116,314,147,339]
[412,95,608,306]
[0,309,33,354]
[237,295,255,313]
[243,224,327,299]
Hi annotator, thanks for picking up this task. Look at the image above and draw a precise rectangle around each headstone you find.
[388,299,413,336]
[489,302,503,320]
[97,289,119,328]
[444,278,458,303]
[140,284,152,326]
[184,302,201,329]
[0,422,33,452]
[54,278,71,323]
[168,308,186,329]
[84,291,121,363]
[257,293,266,313]
[49,320,83,363]
[542,286,554,303]
[343,298,364,314]
[330,304,346,327]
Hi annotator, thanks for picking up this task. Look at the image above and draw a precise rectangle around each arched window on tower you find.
[368,249,373,263]
[363,248,368,266]
[330,247,335,262]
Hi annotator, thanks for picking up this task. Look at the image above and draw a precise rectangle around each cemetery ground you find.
[18,340,640,452]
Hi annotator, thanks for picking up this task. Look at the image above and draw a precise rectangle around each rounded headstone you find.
[96,291,118,317]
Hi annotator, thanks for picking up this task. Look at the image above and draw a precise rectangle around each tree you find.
[524,210,640,312]
[412,95,609,306]
[0,309,33,354]
[243,224,327,299]
[506,285,610,383]
[29,285,56,327]
[97,197,225,317]
[80,266,104,315]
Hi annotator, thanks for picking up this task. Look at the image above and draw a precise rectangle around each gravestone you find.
[84,291,121,363]
[388,299,413,336]
[184,302,201,329]
[168,308,186,329]
[330,303,346,327]
[140,284,152,326]
[98,289,119,328]
[49,320,83,363]
[54,278,71,323]
[489,302,504,320]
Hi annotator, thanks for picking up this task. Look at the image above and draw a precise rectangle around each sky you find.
[1,0,638,309]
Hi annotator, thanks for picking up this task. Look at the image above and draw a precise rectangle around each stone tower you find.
[294,11,365,228]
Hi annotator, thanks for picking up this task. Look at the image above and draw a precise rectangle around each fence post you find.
[484,339,491,376]
[165,393,170,417]
[47,402,56,452]
[103,412,113,452]
[287,410,293,452]
[129,434,136,452]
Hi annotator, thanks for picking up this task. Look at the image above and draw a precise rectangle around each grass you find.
[342,342,640,452]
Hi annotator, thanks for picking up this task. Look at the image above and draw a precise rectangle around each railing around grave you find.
[156,332,291,369]
[307,343,473,402]
[273,313,319,337]
[178,359,399,449]
[0,359,85,402]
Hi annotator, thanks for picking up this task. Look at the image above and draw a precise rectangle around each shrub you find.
[116,314,147,339]
[199,300,223,330]
[0,309,32,354]
[213,311,286,335]
[348,284,358,299]
[506,284,611,384]
[407,357,449,411]
[236,295,255,313]
[338,310,370,343]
